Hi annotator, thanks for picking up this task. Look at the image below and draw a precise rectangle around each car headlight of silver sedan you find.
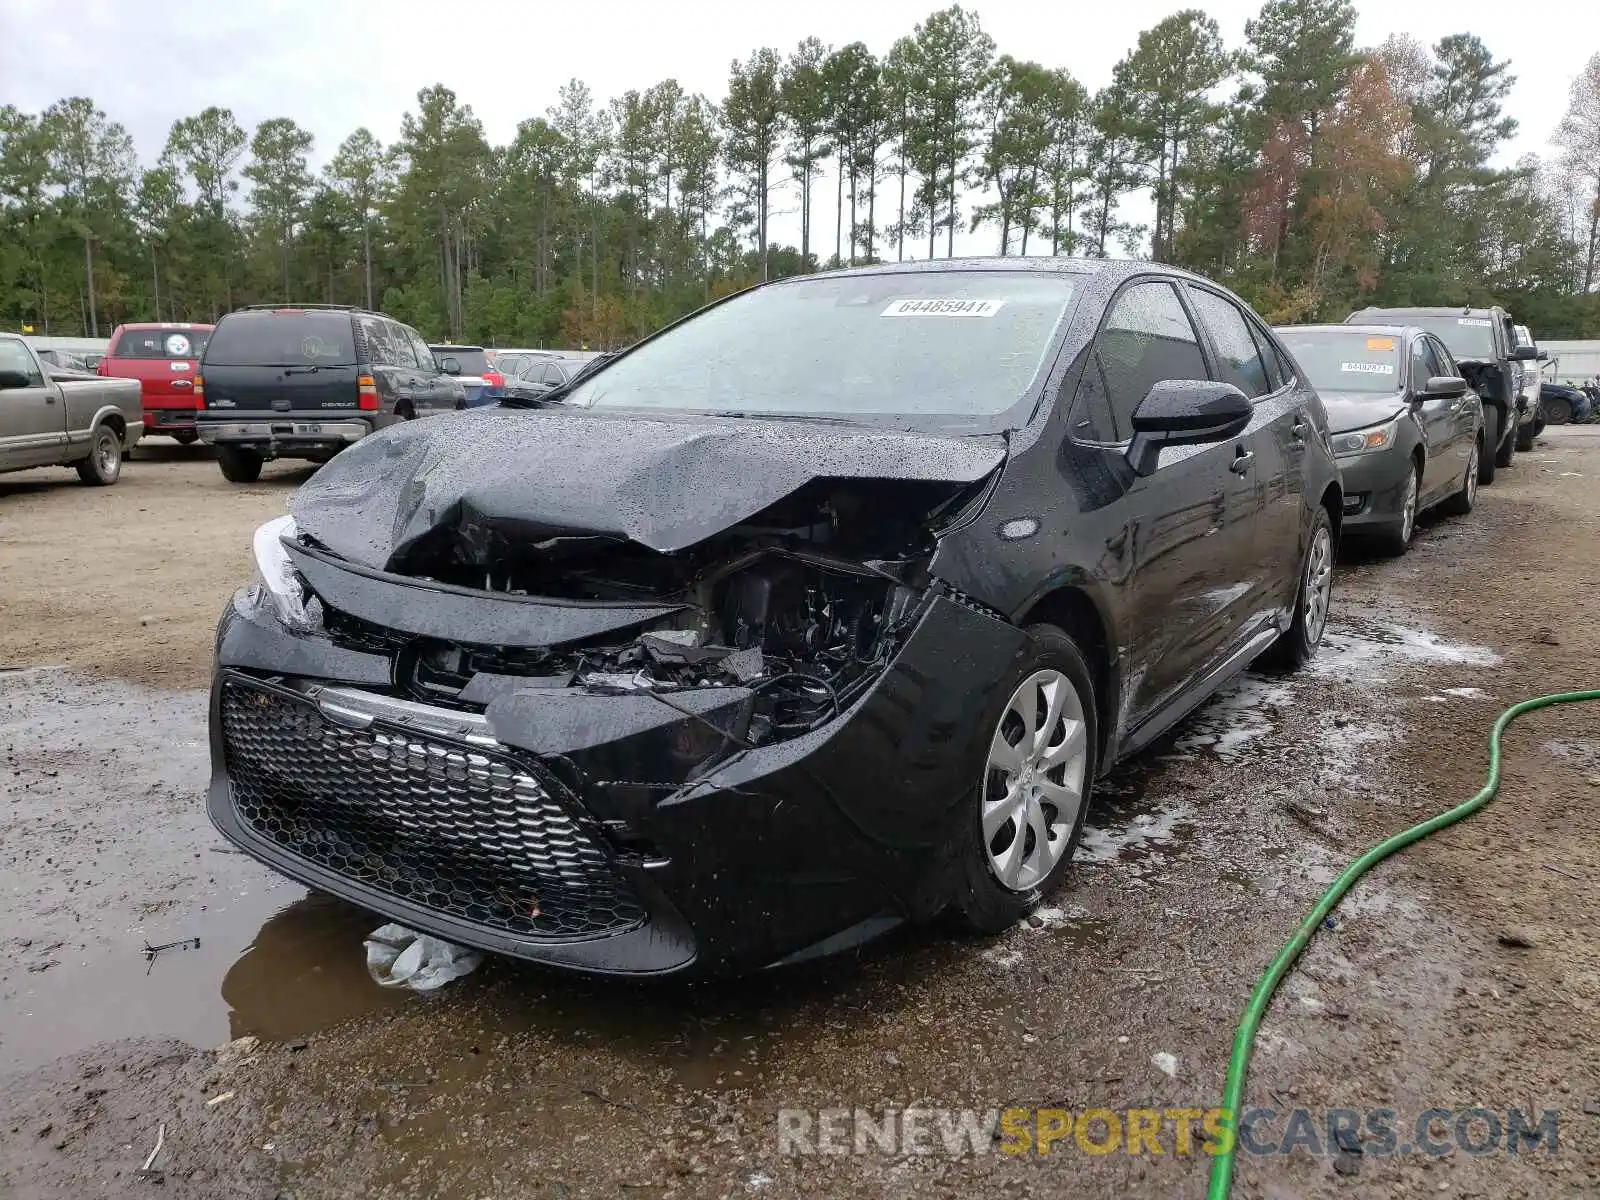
[235,514,321,632]
[1331,416,1401,458]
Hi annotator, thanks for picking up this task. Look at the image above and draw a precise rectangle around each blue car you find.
[429,344,503,407]
[1540,382,1593,425]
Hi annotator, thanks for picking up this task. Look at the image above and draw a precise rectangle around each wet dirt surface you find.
[4,431,1600,1197]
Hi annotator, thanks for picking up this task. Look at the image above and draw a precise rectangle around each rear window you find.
[205,312,357,367]
[113,328,211,359]
[433,347,488,374]
[1378,315,1495,361]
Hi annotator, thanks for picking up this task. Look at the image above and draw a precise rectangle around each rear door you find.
[200,310,360,417]
[403,327,458,413]
[356,315,422,415]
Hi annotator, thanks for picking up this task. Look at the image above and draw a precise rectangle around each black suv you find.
[1345,306,1537,481]
[196,305,465,483]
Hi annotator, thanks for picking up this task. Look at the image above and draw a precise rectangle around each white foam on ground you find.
[1311,623,1500,681]
[1170,677,1295,760]
[1080,804,1193,863]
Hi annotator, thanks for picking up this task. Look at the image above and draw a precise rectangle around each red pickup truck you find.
[98,323,214,443]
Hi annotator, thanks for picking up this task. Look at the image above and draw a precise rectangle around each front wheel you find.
[1495,410,1516,468]
[76,424,123,486]
[1515,416,1536,452]
[1544,397,1572,426]
[1441,436,1480,517]
[1258,506,1334,672]
[217,446,264,484]
[1478,409,1499,484]
[953,625,1098,934]
[1374,461,1420,557]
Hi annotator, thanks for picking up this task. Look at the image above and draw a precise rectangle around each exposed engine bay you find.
[316,477,985,748]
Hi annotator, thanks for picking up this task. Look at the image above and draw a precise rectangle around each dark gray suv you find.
[207,259,1342,977]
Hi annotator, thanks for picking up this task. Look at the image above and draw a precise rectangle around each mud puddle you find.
[0,672,413,1074]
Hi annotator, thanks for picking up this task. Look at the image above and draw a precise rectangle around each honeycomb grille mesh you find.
[219,677,645,940]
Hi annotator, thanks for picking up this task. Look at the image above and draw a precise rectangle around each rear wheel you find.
[1259,507,1334,672]
[1544,396,1572,426]
[217,446,263,484]
[75,424,123,486]
[1478,409,1499,484]
[953,625,1098,934]
[172,431,199,446]
[1441,436,1480,517]
[1374,461,1420,556]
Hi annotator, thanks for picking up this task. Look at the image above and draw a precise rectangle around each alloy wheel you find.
[1466,443,1479,507]
[1303,526,1333,645]
[96,430,120,479]
[1400,468,1418,544]
[982,669,1089,892]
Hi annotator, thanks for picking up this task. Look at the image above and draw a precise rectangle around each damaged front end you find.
[210,471,1023,976]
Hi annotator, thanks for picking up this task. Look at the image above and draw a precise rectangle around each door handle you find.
[1229,449,1255,475]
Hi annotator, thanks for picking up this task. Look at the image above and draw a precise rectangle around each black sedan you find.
[1275,324,1482,556]
[208,259,1341,977]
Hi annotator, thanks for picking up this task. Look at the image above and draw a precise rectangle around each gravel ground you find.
[2,430,1599,1198]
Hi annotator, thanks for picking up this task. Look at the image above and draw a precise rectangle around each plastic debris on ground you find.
[363,923,483,991]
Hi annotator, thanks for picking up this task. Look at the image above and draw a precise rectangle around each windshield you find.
[1401,315,1494,361]
[1277,329,1403,394]
[113,327,212,360]
[565,273,1078,424]
[433,347,489,375]
[205,312,356,366]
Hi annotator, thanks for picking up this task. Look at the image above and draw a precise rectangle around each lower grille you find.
[219,677,645,940]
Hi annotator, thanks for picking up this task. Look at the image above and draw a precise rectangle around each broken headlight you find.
[237,514,322,633]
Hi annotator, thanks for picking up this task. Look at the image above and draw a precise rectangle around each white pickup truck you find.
[0,333,143,485]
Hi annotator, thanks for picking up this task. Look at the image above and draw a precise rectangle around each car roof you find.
[114,321,214,331]
[1277,323,1422,337]
[429,343,484,352]
[1349,305,1500,318]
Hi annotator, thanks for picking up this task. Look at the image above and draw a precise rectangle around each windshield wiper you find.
[704,410,864,425]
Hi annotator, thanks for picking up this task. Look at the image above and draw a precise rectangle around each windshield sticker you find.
[1365,336,1395,351]
[164,333,191,357]
[881,298,1005,318]
[301,335,334,358]
[1457,318,1491,327]
[1341,361,1395,375]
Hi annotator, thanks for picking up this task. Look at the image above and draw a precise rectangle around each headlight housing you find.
[1331,417,1401,457]
[235,514,321,633]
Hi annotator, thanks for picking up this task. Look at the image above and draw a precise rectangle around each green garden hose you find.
[1207,688,1600,1199]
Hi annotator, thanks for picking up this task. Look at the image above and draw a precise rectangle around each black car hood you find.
[291,407,1008,567]
[1318,390,1408,434]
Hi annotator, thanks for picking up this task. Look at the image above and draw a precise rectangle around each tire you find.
[1374,460,1420,557]
[172,431,199,446]
[1544,397,1572,426]
[1515,417,1536,452]
[75,424,123,486]
[1477,408,1498,485]
[217,446,264,484]
[1258,506,1334,672]
[1440,435,1480,517]
[952,624,1099,934]
[1494,408,1515,468]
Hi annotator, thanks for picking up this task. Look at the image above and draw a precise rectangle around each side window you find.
[1066,352,1117,442]
[1189,288,1271,399]
[359,317,401,368]
[0,340,44,386]
[404,329,436,374]
[1409,339,1433,392]
[1429,337,1457,377]
[1095,281,1209,440]
[543,362,567,386]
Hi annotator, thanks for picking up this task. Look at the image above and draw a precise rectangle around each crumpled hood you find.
[291,408,1007,567]
[1317,390,1408,434]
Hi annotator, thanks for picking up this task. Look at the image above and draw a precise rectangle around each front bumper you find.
[208,589,1027,977]
[1335,445,1414,530]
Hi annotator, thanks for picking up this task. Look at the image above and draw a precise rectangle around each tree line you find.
[3,0,1598,349]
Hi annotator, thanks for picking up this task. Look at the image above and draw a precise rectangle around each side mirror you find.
[1538,349,1550,362]
[0,369,31,390]
[1422,375,1468,400]
[440,356,461,375]
[1510,345,1540,361]
[1127,380,1253,477]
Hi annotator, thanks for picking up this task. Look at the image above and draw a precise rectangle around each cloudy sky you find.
[2,0,1596,255]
